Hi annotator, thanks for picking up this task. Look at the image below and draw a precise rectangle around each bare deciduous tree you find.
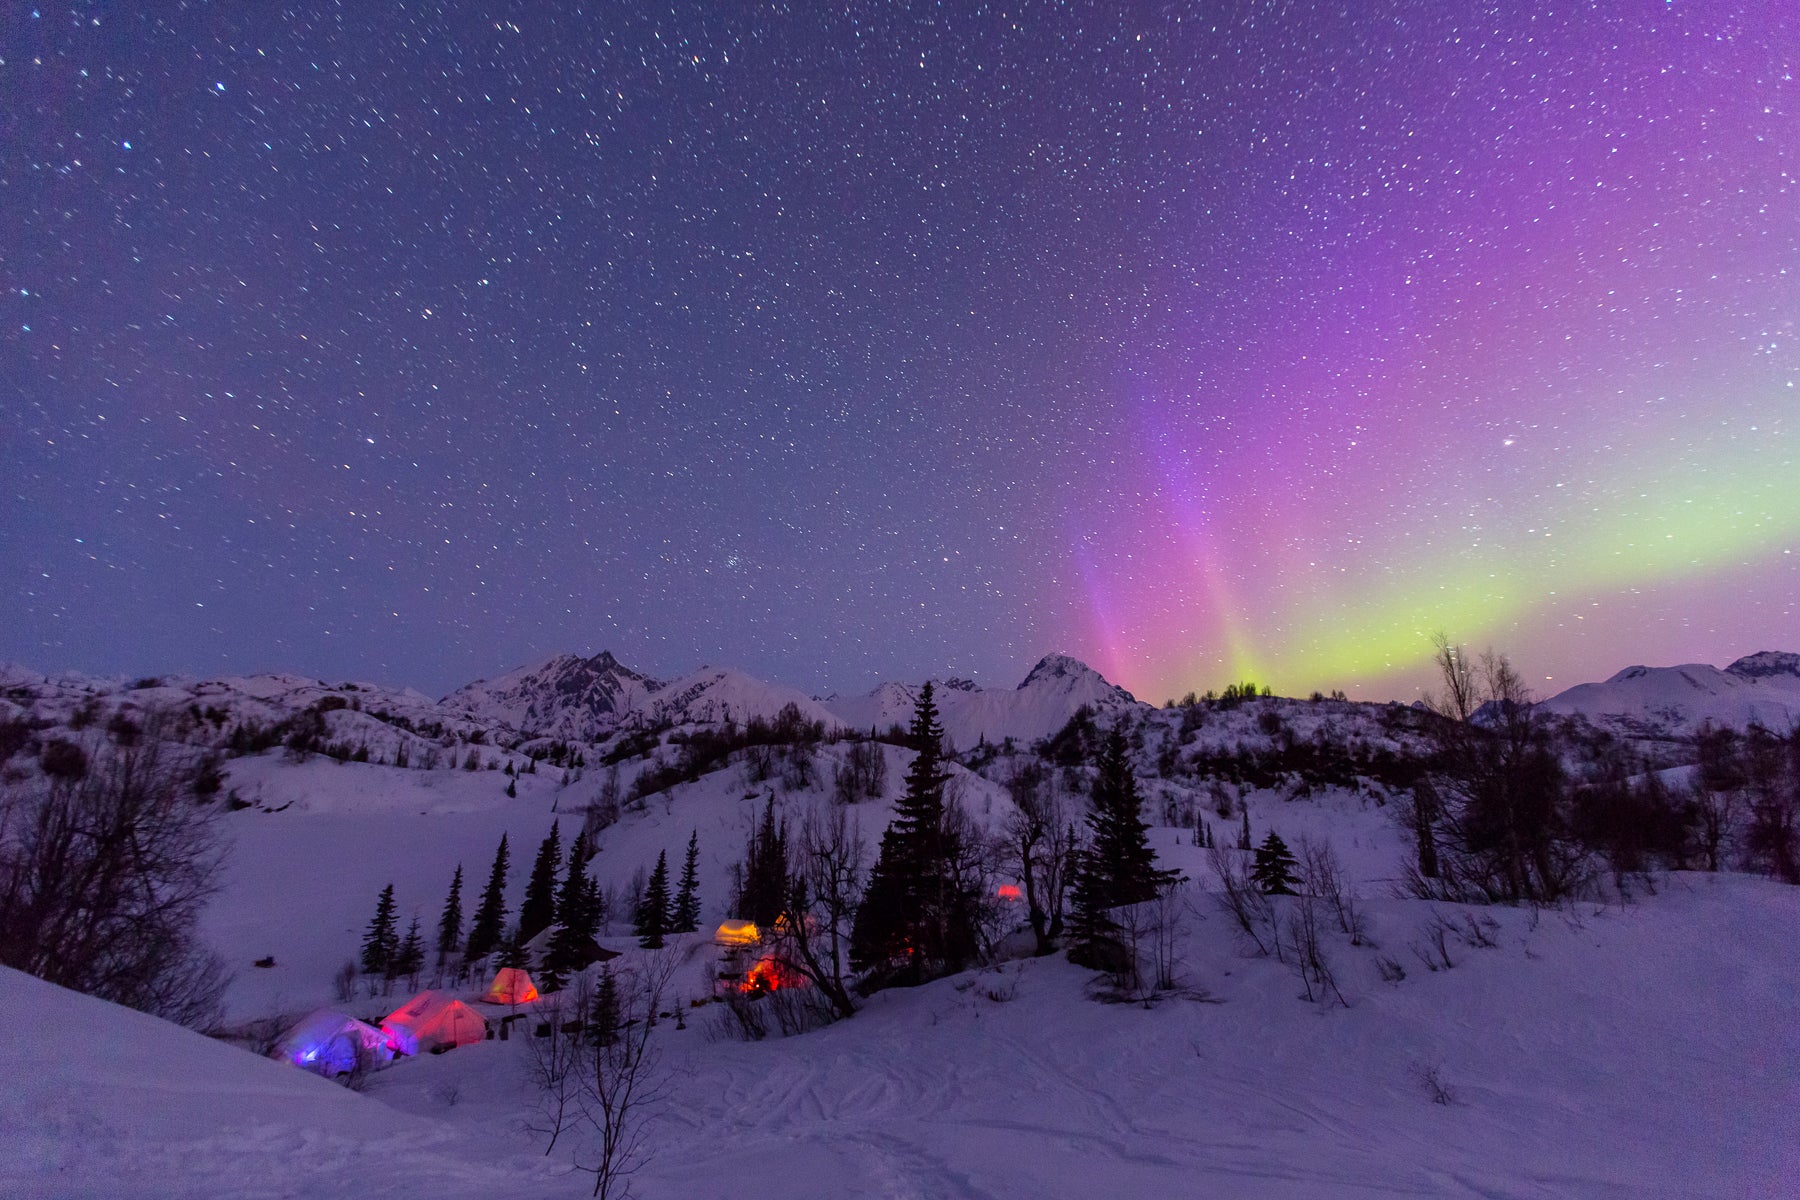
[1000,760,1076,956]
[0,735,228,1027]
[1283,894,1347,1007]
[524,978,590,1155]
[575,950,678,1200]
[1207,841,1273,956]
[1300,837,1365,944]
[766,801,865,1021]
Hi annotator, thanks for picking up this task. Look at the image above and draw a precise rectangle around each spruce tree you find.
[734,798,787,927]
[851,682,975,983]
[519,821,562,941]
[555,829,591,930]
[1251,831,1301,895]
[1069,727,1180,963]
[590,967,620,1048]
[434,864,464,969]
[360,883,398,978]
[673,829,702,933]
[464,833,511,965]
[635,850,672,949]
[497,925,531,971]
[393,916,425,984]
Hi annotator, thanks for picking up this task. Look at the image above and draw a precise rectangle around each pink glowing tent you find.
[380,990,487,1055]
[273,1008,392,1076]
[483,966,540,1005]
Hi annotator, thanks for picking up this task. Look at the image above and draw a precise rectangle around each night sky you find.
[4,2,1796,703]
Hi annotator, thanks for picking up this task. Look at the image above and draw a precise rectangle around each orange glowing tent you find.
[714,919,759,947]
[483,966,540,1005]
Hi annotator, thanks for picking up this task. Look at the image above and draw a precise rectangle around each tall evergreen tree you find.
[1069,728,1180,961]
[673,829,702,933]
[851,682,977,983]
[635,850,672,949]
[464,833,511,965]
[496,924,531,971]
[734,799,787,927]
[434,864,464,968]
[555,829,591,930]
[589,966,620,1048]
[1251,831,1301,895]
[360,883,398,978]
[393,916,425,984]
[519,820,562,941]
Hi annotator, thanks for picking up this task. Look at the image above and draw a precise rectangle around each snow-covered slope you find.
[0,966,563,1199]
[826,653,1147,748]
[644,664,841,730]
[1540,650,1800,737]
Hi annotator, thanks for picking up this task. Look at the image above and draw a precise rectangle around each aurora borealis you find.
[4,2,1795,702]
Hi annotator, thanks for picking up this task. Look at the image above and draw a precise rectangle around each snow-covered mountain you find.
[824,653,1147,749]
[443,652,839,740]
[1539,651,1800,738]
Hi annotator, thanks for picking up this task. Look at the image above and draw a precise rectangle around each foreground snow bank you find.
[0,967,563,1200]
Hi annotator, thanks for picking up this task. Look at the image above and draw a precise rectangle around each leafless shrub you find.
[1414,1062,1457,1105]
[1457,912,1500,949]
[1284,894,1347,1007]
[1376,954,1406,983]
[1409,911,1457,972]
[1207,842,1273,956]
[332,960,359,1003]
[432,1080,463,1108]
[708,992,770,1042]
[1301,837,1366,944]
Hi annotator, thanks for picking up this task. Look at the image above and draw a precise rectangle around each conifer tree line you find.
[352,680,1198,1009]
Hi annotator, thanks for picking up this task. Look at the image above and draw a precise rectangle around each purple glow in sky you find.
[3,2,1794,702]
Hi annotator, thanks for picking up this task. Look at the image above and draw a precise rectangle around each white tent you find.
[273,1008,392,1076]
[380,990,487,1055]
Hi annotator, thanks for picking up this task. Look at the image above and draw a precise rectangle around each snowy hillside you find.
[7,644,1799,1198]
[1540,650,1800,738]
[13,874,1799,1199]
[0,966,566,1200]
[825,653,1147,748]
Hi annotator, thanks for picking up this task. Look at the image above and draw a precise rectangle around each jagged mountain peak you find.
[1725,650,1800,680]
[1017,653,1138,702]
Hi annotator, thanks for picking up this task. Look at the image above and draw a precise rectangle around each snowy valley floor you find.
[8,872,1796,1200]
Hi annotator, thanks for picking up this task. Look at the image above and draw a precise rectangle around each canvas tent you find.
[715,919,760,947]
[273,1008,392,1076]
[483,966,540,1005]
[381,990,488,1055]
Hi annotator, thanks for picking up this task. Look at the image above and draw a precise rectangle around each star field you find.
[3,2,1795,702]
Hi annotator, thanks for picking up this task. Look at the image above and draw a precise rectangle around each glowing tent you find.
[483,966,540,1005]
[272,1008,392,1076]
[380,990,488,1055]
[714,919,760,947]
